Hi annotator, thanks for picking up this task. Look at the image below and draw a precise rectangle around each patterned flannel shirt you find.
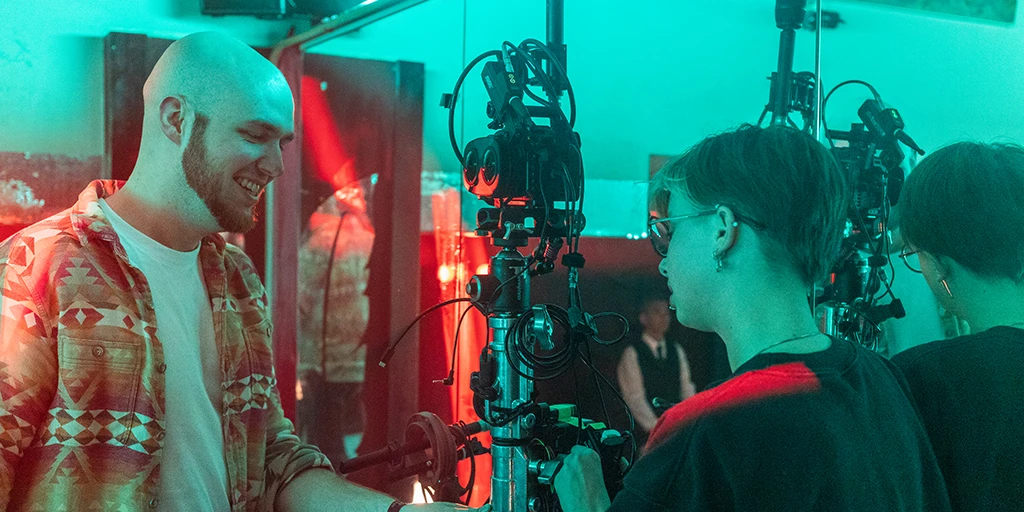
[0,180,332,511]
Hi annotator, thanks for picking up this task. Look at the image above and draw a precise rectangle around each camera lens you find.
[482,146,499,184]
[463,147,479,188]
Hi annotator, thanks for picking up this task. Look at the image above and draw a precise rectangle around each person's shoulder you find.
[893,328,1023,373]
[890,333,982,371]
[1,207,81,273]
[620,343,638,358]
[672,342,687,356]
[647,365,820,447]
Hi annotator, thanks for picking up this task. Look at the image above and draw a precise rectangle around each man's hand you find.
[553,446,612,512]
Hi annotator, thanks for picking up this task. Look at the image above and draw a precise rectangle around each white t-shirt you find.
[99,199,229,511]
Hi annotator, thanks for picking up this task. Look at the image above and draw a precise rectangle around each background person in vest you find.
[617,296,695,445]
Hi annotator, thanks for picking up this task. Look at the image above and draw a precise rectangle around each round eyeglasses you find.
[899,248,922,273]
[648,206,765,258]
[648,209,716,258]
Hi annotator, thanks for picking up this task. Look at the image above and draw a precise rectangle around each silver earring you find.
[713,251,724,272]
[941,279,953,298]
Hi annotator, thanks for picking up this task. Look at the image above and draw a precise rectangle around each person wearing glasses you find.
[552,124,950,511]
[890,141,1024,512]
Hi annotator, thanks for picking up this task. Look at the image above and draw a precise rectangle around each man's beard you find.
[182,113,259,233]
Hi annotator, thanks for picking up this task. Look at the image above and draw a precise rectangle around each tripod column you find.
[770,0,807,126]
[487,247,533,512]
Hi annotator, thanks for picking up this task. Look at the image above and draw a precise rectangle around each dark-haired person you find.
[890,141,1024,511]
[0,32,479,512]
[553,124,950,511]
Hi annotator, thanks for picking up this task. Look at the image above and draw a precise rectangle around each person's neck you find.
[642,330,664,343]
[104,179,208,252]
[950,276,1024,332]
[715,277,825,371]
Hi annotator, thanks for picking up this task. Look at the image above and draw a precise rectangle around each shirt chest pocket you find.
[57,337,143,439]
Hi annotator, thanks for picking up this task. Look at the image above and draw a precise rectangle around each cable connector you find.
[568,306,596,337]
[379,346,397,368]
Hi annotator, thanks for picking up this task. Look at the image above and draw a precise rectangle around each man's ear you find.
[159,96,185,145]
[713,205,739,255]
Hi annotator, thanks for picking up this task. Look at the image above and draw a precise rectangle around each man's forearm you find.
[276,468,396,512]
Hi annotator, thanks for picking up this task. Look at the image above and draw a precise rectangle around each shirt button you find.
[92,346,105,358]
[149,497,159,508]
[156,431,166,441]
[157,363,167,373]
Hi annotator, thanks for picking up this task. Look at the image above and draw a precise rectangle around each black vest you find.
[634,337,683,407]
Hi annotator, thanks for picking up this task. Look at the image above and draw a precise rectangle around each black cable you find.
[821,79,882,149]
[875,184,898,303]
[881,201,898,302]
[757,106,770,127]
[438,303,478,385]
[523,83,556,108]
[574,344,637,473]
[500,41,557,110]
[465,440,476,505]
[570,144,585,253]
[570,355,585,446]
[508,40,569,126]
[488,259,536,308]
[448,49,503,166]
[589,312,630,345]
[560,169,575,244]
[486,401,537,427]
[520,38,577,128]
[579,340,611,427]
[557,167,578,310]
[504,305,577,381]
[556,156,583,254]
[379,297,476,368]
[319,209,348,376]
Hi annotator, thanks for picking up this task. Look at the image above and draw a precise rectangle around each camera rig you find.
[440,3,633,510]
[818,85,924,350]
[369,2,633,509]
[760,0,924,351]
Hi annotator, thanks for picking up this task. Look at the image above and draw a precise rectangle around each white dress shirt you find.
[617,333,696,433]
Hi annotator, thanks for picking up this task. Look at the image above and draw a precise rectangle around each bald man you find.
[0,33,475,512]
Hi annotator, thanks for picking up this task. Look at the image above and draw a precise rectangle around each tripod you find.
[468,240,544,511]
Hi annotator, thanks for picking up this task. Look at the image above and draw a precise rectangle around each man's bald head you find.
[143,32,291,123]
[125,32,296,241]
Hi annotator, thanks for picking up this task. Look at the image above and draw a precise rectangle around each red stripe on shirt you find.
[646,362,822,450]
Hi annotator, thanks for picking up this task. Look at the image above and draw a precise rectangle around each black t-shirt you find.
[609,338,950,512]
[890,326,1024,512]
